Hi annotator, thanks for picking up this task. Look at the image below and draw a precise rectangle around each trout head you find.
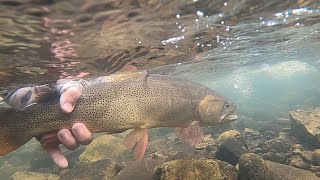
[198,94,237,126]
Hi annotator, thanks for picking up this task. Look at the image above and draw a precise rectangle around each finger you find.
[46,146,69,169]
[72,123,93,145]
[60,86,81,113]
[57,129,79,150]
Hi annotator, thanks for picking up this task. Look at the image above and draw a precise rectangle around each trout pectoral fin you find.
[176,121,204,147]
[123,128,148,161]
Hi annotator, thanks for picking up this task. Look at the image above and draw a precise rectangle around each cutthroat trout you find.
[0,72,237,160]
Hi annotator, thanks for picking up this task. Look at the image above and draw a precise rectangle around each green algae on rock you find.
[60,159,124,180]
[153,159,238,180]
[238,153,269,180]
[11,171,59,180]
[216,130,242,142]
[79,135,127,163]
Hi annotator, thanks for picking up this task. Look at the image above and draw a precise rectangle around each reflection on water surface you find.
[0,0,320,179]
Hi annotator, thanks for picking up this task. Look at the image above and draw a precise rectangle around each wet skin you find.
[11,85,92,169]
[6,74,237,169]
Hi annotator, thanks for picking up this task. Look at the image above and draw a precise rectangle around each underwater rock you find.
[264,131,277,140]
[30,145,85,170]
[238,153,269,180]
[310,165,320,173]
[289,108,320,147]
[289,155,311,170]
[292,149,302,155]
[153,159,238,180]
[243,128,265,153]
[261,152,286,164]
[195,134,215,150]
[114,161,153,180]
[238,153,319,180]
[215,130,248,166]
[79,134,127,163]
[257,131,295,157]
[216,130,241,142]
[0,160,29,179]
[115,157,166,180]
[165,152,194,161]
[11,171,58,180]
[60,159,124,180]
[244,128,255,135]
[313,149,320,165]
[30,151,57,170]
[292,143,304,150]
[301,150,313,162]
[267,160,319,180]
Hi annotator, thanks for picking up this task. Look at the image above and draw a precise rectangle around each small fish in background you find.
[0,71,237,164]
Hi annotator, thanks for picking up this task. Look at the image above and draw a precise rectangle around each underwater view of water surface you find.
[0,0,320,179]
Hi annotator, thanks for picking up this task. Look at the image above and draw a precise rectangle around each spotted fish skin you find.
[0,72,236,156]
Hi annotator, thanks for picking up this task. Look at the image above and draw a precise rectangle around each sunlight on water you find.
[176,59,320,122]
[266,60,314,79]
[1,0,320,179]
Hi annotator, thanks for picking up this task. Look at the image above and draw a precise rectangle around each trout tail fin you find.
[0,107,32,156]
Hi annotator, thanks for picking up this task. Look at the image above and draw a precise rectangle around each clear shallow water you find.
[0,0,320,179]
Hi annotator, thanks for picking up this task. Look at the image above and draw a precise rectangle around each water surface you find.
[0,0,320,178]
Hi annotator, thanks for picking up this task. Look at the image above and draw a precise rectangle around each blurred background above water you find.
[0,0,319,85]
[0,0,320,179]
[1,0,319,127]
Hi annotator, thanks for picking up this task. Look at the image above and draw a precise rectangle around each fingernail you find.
[63,102,73,113]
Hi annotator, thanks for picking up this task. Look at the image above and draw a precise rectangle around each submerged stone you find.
[262,152,286,164]
[215,130,248,165]
[153,159,238,180]
[11,171,58,180]
[313,149,320,165]
[301,150,313,162]
[289,155,311,170]
[238,153,319,180]
[289,108,320,147]
[238,153,269,180]
[267,160,319,180]
[79,134,127,163]
[60,159,124,180]
[216,130,241,142]
[114,159,164,180]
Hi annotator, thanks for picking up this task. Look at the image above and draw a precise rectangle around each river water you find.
[0,0,320,179]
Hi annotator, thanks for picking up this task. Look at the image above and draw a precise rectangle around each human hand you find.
[40,84,93,169]
[6,82,93,169]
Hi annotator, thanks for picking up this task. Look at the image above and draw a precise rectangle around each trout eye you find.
[224,104,230,110]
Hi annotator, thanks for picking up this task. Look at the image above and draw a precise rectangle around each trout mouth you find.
[220,113,238,122]
[219,101,237,123]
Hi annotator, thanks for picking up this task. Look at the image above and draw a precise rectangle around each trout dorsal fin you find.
[83,70,149,85]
